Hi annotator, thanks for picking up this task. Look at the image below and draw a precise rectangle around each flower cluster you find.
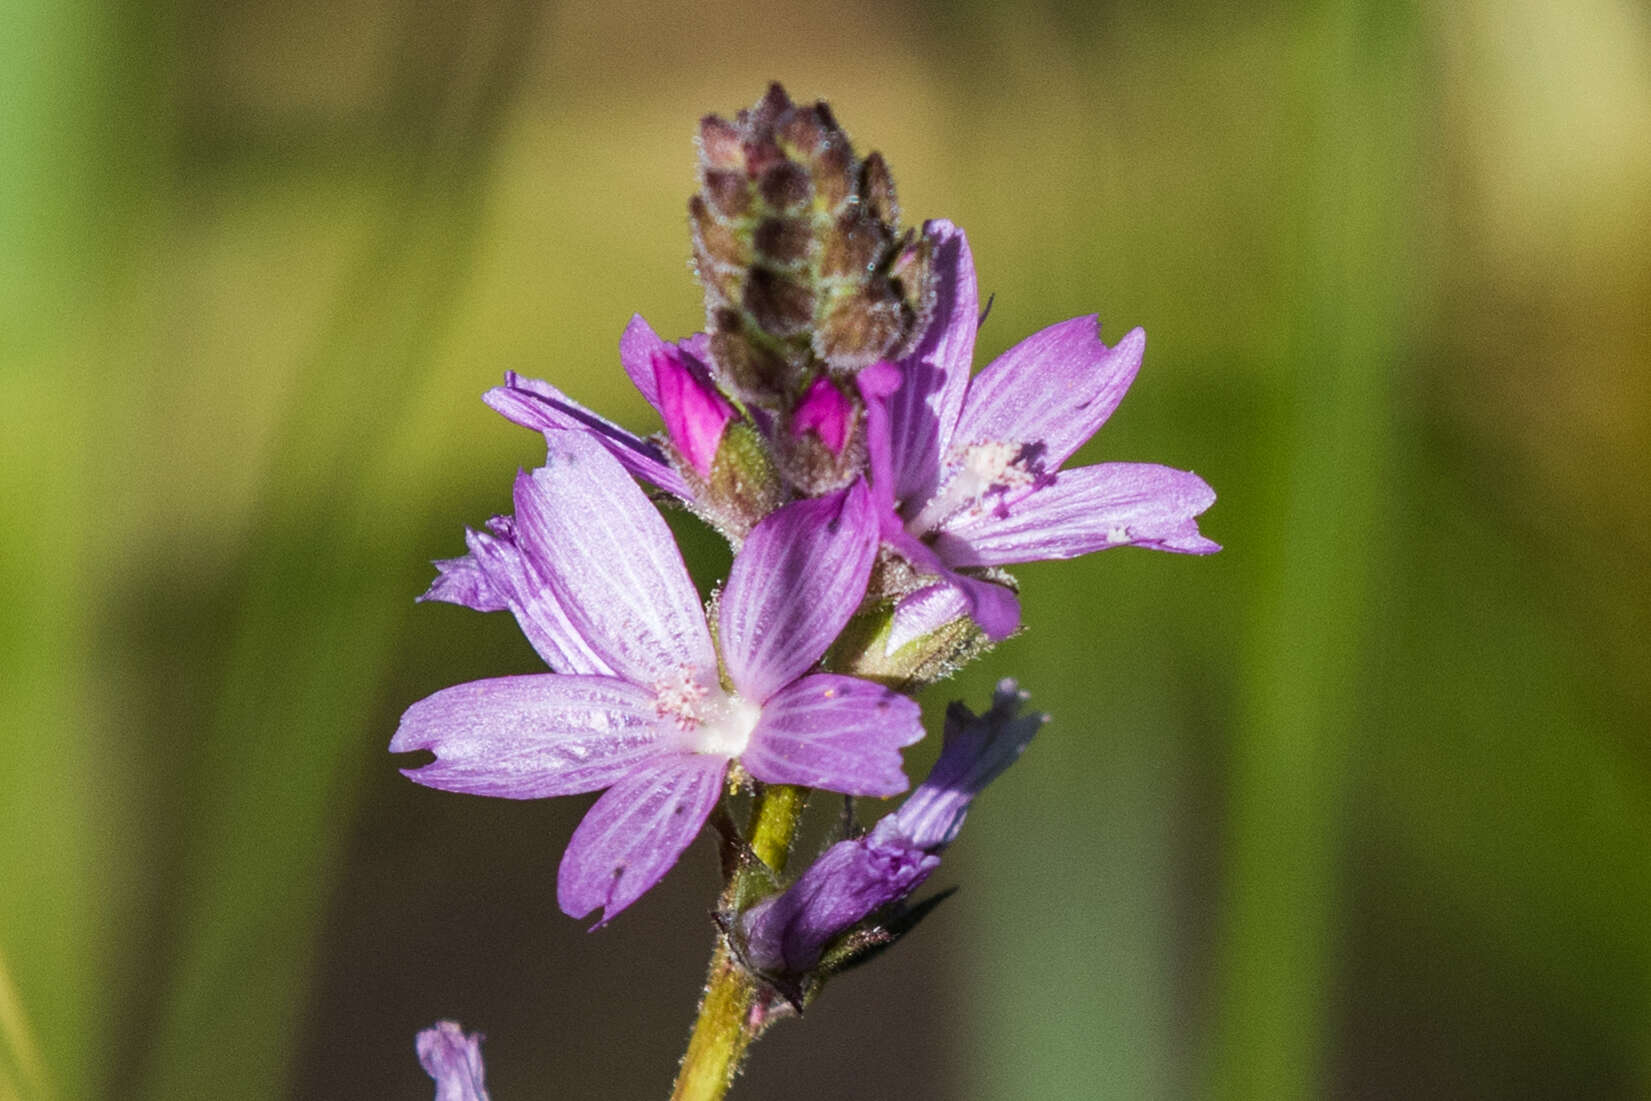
[395,83,1217,1092]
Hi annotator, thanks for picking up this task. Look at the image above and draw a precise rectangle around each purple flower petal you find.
[422,548,507,613]
[513,436,717,687]
[948,570,1021,641]
[885,583,969,654]
[856,362,903,520]
[886,220,978,507]
[738,680,1042,978]
[617,313,668,407]
[416,1021,491,1101]
[936,462,1220,566]
[951,321,1144,472]
[424,522,617,676]
[391,675,668,798]
[741,839,940,977]
[556,754,727,925]
[484,372,692,501]
[880,678,1045,848]
[740,674,923,796]
[719,482,880,702]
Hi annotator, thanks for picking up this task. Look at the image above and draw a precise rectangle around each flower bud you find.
[690,83,935,409]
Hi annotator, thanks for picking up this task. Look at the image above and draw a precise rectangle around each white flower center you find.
[652,668,760,758]
[906,439,1037,535]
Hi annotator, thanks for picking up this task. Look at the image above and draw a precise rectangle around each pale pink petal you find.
[951,321,1145,471]
[513,436,716,686]
[391,675,667,798]
[887,221,978,508]
[484,372,692,501]
[556,754,727,925]
[741,674,923,796]
[936,462,1220,565]
[720,482,879,702]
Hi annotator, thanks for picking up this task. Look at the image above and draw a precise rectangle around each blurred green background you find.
[3,0,1648,1097]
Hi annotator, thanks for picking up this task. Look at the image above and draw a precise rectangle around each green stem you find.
[670,784,808,1101]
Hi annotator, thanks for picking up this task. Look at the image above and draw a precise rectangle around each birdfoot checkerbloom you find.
[393,431,922,924]
[397,83,1220,1100]
[861,219,1219,644]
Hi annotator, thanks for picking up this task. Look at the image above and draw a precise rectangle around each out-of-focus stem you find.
[670,784,808,1101]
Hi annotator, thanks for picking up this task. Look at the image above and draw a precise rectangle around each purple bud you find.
[791,376,853,454]
[653,348,735,478]
[416,1021,491,1101]
[736,680,1044,979]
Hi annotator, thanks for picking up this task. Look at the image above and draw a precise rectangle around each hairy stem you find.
[670,784,808,1101]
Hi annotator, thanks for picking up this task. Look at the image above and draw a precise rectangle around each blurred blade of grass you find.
[131,5,544,1098]
[0,950,47,1101]
[1211,4,1425,1098]
[0,1,113,1098]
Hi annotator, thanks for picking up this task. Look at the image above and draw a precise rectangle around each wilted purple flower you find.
[393,431,923,924]
[416,1021,490,1101]
[737,679,1044,982]
[861,220,1219,643]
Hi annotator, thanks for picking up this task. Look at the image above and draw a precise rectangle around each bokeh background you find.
[4,0,1649,1098]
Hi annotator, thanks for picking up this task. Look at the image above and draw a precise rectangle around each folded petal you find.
[882,525,1020,641]
[741,674,923,797]
[617,313,667,407]
[951,320,1144,471]
[885,583,969,655]
[654,346,734,477]
[720,482,879,702]
[484,372,692,501]
[421,547,508,613]
[513,436,717,686]
[887,220,978,507]
[424,521,616,676]
[416,1022,491,1101]
[556,754,727,925]
[391,675,667,798]
[936,462,1220,566]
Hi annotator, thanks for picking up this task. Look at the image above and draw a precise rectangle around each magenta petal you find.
[791,376,853,454]
[484,372,692,502]
[937,462,1220,565]
[952,320,1145,471]
[741,675,923,796]
[556,754,727,925]
[617,314,667,406]
[654,348,733,477]
[513,437,717,686]
[391,675,667,798]
[720,481,880,702]
[887,221,978,507]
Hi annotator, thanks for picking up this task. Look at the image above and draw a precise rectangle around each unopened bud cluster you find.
[693,83,934,397]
